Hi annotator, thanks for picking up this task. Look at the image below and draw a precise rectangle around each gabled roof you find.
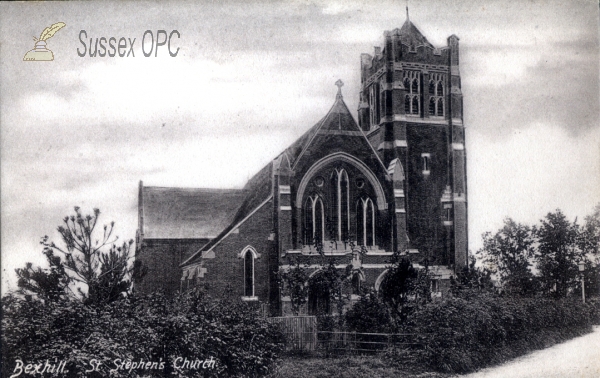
[287,89,381,170]
[395,19,434,49]
[180,162,274,266]
[181,86,388,267]
[140,186,246,239]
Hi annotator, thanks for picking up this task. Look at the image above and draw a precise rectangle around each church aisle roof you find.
[141,186,246,239]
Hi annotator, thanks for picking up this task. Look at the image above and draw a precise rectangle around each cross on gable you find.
[335,79,344,99]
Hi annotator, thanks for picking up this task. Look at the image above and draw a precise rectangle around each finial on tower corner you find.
[335,79,344,99]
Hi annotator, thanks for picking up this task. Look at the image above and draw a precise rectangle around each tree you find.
[578,204,600,297]
[379,255,432,322]
[476,218,538,296]
[15,207,145,304]
[535,209,582,298]
[278,259,310,315]
[450,255,495,298]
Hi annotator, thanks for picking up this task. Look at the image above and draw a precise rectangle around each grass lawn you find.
[268,355,449,378]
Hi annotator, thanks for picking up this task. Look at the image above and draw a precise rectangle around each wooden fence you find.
[268,316,418,353]
[268,316,318,351]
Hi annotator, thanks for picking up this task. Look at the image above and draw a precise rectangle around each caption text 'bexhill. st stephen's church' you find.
[136,11,468,316]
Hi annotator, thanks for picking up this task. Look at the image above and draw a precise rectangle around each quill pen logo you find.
[23,22,66,61]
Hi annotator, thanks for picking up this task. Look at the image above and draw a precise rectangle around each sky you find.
[1,0,599,294]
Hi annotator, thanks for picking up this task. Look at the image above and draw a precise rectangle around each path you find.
[462,326,600,378]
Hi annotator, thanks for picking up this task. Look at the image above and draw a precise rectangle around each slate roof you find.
[395,19,434,49]
[140,186,246,239]
[180,90,387,266]
[283,92,361,169]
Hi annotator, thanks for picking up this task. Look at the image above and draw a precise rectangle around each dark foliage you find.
[476,218,539,296]
[378,256,431,322]
[388,293,596,374]
[344,291,392,333]
[450,256,495,299]
[1,290,283,378]
[536,209,583,298]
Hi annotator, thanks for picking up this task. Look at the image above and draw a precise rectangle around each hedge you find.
[388,293,596,373]
[1,291,284,378]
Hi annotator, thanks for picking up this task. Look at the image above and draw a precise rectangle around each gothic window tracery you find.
[429,97,436,115]
[356,197,375,246]
[428,74,446,117]
[437,82,444,96]
[302,163,378,247]
[305,196,324,245]
[411,96,419,114]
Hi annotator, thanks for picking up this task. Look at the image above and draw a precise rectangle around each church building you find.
[136,15,468,316]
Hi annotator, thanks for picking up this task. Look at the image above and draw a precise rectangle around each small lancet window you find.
[244,250,254,297]
[404,78,411,93]
[429,80,435,95]
[437,82,444,96]
[421,153,431,175]
[405,95,411,113]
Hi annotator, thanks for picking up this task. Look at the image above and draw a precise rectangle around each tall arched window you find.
[314,197,324,244]
[437,81,444,96]
[429,97,436,115]
[404,95,411,113]
[340,170,349,241]
[331,169,349,241]
[403,78,411,93]
[412,96,419,115]
[243,250,254,297]
[304,197,313,244]
[356,198,375,246]
[305,196,324,245]
[411,79,418,94]
[437,98,444,117]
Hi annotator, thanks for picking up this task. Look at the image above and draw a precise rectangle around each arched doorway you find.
[307,272,331,315]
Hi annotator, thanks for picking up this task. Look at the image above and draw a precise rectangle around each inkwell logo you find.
[23,22,66,61]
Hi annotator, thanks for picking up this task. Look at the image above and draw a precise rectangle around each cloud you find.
[1,0,599,294]
[468,123,600,251]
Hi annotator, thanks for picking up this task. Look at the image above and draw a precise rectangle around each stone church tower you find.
[357,13,468,269]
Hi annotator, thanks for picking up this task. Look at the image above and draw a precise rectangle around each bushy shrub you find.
[344,293,391,333]
[1,290,283,377]
[386,293,595,374]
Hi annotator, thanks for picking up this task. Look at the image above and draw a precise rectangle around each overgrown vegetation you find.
[390,295,596,373]
[3,207,283,378]
[3,204,599,377]
[1,290,284,377]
